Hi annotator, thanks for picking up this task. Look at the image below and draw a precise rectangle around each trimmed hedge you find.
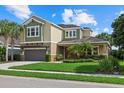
[63,59,95,63]
[45,54,51,62]
[82,55,106,60]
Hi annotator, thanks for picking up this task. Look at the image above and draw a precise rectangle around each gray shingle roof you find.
[58,37,109,45]
[87,37,108,42]
[58,24,80,28]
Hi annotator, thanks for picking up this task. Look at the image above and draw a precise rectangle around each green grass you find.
[9,61,124,74]
[1,70,124,85]
[9,62,100,73]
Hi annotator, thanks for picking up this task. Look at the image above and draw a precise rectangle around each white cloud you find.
[119,11,124,15]
[112,46,118,50]
[5,5,32,20]
[62,9,73,23]
[103,27,112,33]
[52,13,56,18]
[103,27,109,33]
[91,31,99,37]
[62,9,97,26]
[115,10,124,16]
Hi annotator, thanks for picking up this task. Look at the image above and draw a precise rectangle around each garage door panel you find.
[25,49,46,61]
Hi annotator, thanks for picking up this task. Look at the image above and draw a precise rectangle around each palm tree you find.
[0,20,12,62]
[9,22,24,61]
[68,42,93,59]
[0,20,23,62]
[68,44,81,59]
[80,42,93,56]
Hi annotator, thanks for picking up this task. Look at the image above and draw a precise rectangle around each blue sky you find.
[0,5,124,36]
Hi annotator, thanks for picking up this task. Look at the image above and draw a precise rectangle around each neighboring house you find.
[0,36,21,56]
[20,16,111,61]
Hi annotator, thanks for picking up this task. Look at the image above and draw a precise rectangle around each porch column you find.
[97,46,100,55]
[21,49,25,61]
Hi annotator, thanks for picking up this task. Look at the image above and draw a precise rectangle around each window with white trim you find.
[27,25,40,37]
[65,30,77,38]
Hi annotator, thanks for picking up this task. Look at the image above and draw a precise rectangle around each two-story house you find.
[20,16,111,61]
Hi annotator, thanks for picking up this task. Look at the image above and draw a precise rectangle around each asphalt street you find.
[0,75,124,88]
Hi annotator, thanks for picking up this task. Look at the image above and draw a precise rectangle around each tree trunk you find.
[11,43,14,61]
[5,38,9,62]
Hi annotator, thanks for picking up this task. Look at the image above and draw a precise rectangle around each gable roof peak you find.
[23,15,64,30]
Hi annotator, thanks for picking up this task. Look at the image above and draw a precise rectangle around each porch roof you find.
[58,37,110,46]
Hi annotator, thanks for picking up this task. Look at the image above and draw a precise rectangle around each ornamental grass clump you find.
[99,56,120,74]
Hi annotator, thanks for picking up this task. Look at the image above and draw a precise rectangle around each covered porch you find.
[58,43,110,59]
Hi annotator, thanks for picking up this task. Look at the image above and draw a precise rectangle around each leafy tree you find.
[68,42,93,59]
[0,19,23,61]
[9,22,23,61]
[112,14,124,49]
[80,42,93,56]
[0,20,12,62]
[96,32,113,45]
[68,44,81,59]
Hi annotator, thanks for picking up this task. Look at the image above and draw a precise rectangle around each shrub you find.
[111,50,124,60]
[80,55,106,60]
[90,55,106,60]
[99,59,113,73]
[56,54,63,61]
[63,59,94,63]
[45,54,51,62]
[0,47,6,61]
[99,56,120,74]
[108,56,120,72]
[14,54,21,61]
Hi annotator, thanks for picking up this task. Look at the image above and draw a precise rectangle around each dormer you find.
[81,27,92,38]
[58,24,81,40]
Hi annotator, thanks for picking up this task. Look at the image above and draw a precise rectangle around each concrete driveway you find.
[0,75,124,88]
[0,61,38,70]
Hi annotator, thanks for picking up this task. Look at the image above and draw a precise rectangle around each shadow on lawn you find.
[74,65,99,73]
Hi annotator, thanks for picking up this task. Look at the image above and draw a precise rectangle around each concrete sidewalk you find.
[1,62,124,79]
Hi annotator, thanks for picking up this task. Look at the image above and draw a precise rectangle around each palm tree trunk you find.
[5,38,9,62]
[11,43,14,61]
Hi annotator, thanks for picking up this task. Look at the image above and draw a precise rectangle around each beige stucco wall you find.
[49,42,58,61]
[43,23,51,41]
[50,43,57,54]
[50,25,63,43]
[99,44,109,56]
[82,30,91,37]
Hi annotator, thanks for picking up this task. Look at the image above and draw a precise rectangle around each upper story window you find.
[27,25,40,37]
[65,30,77,38]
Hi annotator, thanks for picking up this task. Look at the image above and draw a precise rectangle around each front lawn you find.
[9,62,99,73]
[9,61,124,74]
[1,70,124,85]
